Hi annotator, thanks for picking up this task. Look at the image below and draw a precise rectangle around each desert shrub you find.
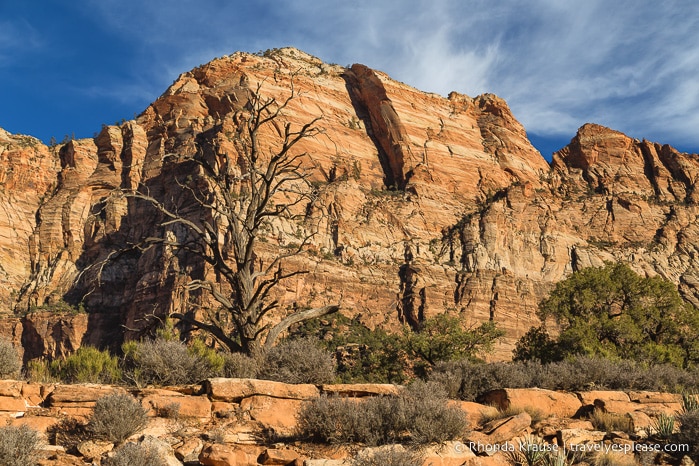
[289,313,502,383]
[403,315,503,375]
[0,340,21,379]
[403,380,467,444]
[48,417,90,453]
[25,359,57,383]
[221,351,259,378]
[104,442,165,466]
[351,446,423,466]
[257,338,336,384]
[297,396,374,444]
[678,410,699,460]
[429,359,540,400]
[542,357,637,391]
[288,314,407,383]
[0,424,42,466]
[430,356,699,401]
[589,408,631,433]
[122,338,224,386]
[298,381,466,446]
[155,402,180,419]
[50,346,121,384]
[88,393,148,444]
[652,413,675,439]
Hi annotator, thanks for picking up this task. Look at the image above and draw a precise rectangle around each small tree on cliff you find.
[129,80,338,355]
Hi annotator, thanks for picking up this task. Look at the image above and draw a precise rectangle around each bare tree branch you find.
[119,73,338,354]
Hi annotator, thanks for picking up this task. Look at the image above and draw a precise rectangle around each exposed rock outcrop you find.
[0,48,698,360]
[0,379,691,465]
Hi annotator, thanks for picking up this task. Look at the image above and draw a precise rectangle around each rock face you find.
[0,47,698,359]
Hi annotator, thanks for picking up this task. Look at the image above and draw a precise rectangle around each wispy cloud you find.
[27,0,699,150]
[0,19,43,65]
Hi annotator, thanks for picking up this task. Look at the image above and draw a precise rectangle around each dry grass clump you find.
[589,409,631,433]
[480,405,545,425]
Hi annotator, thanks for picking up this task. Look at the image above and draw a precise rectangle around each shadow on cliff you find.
[341,66,400,190]
[60,154,208,355]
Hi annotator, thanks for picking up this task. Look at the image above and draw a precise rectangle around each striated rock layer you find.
[0,48,698,360]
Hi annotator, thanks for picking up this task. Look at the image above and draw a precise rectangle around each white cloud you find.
[71,0,699,150]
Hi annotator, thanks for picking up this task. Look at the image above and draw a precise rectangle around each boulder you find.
[452,401,499,429]
[422,441,477,466]
[576,390,629,406]
[199,443,249,466]
[627,391,682,404]
[240,395,305,437]
[483,412,532,443]
[481,388,581,418]
[556,428,605,447]
[260,448,301,465]
[76,440,113,461]
[0,380,23,397]
[175,437,204,463]
[206,378,319,402]
[0,395,26,413]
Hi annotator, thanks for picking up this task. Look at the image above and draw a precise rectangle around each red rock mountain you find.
[1,48,698,360]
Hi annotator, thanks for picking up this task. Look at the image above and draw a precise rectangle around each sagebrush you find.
[89,393,148,444]
[298,381,466,446]
[429,356,699,401]
[104,442,166,466]
[351,446,423,466]
[257,338,336,384]
[121,338,224,386]
[0,340,21,379]
[0,425,42,466]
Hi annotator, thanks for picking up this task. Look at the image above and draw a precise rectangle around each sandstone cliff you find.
[1,48,697,361]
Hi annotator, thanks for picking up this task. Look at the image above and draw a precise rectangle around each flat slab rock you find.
[205,378,319,402]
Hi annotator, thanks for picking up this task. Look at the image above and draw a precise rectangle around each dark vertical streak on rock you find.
[342,64,409,190]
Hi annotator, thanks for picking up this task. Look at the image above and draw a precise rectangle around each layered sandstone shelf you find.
[1,48,698,360]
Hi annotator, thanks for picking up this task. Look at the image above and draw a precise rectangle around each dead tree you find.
[128,80,338,354]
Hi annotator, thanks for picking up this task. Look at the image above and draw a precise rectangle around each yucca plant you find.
[507,435,549,466]
[652,413,675,439]
[681,391,699,414]
[542,450,569,466]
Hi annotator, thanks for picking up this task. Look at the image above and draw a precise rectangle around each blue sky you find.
[2,1,698,159]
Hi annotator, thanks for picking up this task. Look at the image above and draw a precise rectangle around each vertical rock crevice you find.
[343,64,411,190]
